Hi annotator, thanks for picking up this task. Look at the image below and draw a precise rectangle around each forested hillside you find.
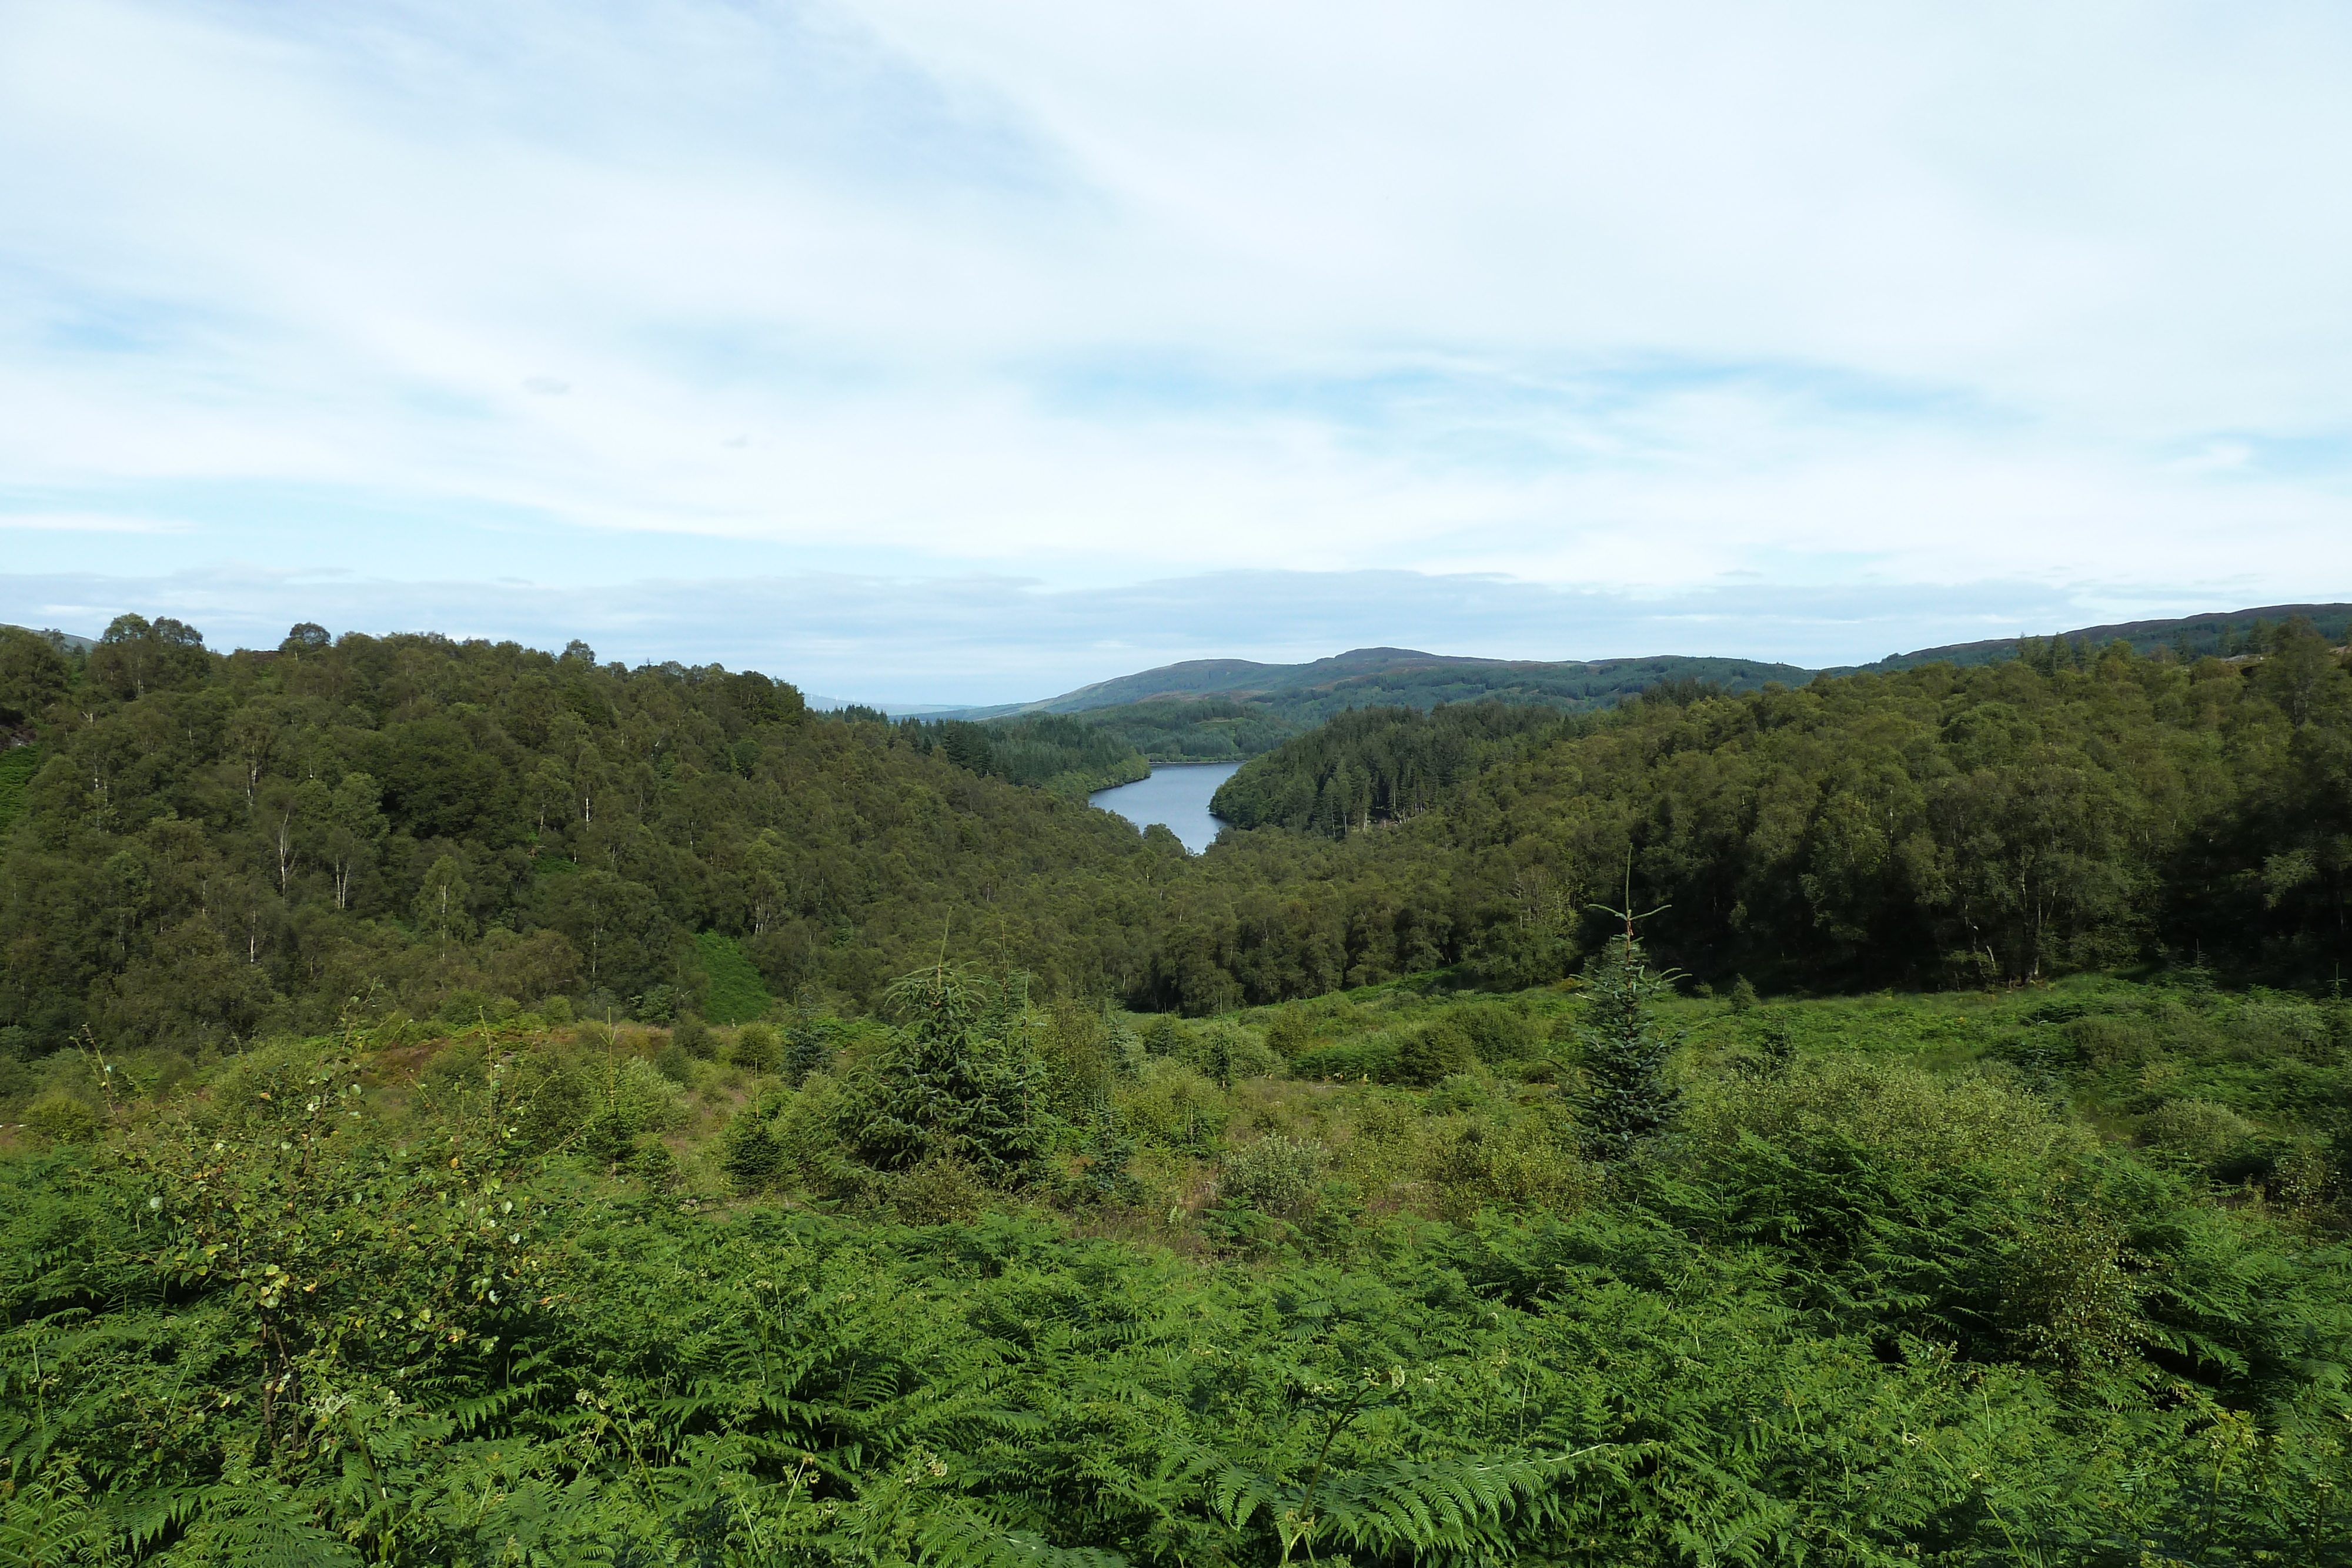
[6,615,2352,1061]
[0,618,1184,1058]
[891,711,1150,797]
[1211,702,1566,835]
[1020,646,1812,722]
[1057,696,1300,763]
[1851,602,2352,674]
[1152,621,2352,1005]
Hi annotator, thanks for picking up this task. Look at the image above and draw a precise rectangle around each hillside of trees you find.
[1019,646,1814,722]
[1058,696,1301,764]
[1847,602,2352,674]
[891,711,1150,797]
[7,614,2352,1057]
[1210,701,1566,835]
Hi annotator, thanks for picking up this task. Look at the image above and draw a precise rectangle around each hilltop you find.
[1842,601,2352,674]
[1000,647,1810,723]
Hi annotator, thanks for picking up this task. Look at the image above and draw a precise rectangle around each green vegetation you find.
[1853,602,2352,674]
[893,712,1150,798]
[1055,696,1299,764]
[10,613,2352,1052]
[1210,701,1564,834]
[6,966,2350,1562]
[1026,646,1813,724]
[695,931,774,1025]
[1160,619,2352,1004]
[0,746,39,836]
[12,609,2352,1559]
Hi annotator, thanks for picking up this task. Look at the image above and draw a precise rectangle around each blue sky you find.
[4,1,2350,704]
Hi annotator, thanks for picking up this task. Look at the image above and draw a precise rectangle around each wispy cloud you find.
[0,564,2201,705]
[0,510,191,534]
[1,0,2347,673]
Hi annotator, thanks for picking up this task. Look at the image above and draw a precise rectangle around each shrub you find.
[891,1154,987,1224]
[1397,1020,1477,1086]
[2067,1014,2149,1069]
[1183,1021,1282,1086]
[2141,1098,2258,1169]
[1116,1058,1230,1155]
[1425,1110,1590,1220]
[1449,1002,1539,1063]
[1220,1134,1326,1215]
[673,1014,716,1059]
[1262,1009,1318,1057]
[1290,1034,1403,1083]
[21,1092,100,1146]
[733,1023,782,1072]
[2001,1213,2142,1375]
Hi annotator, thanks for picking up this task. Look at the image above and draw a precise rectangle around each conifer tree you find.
[1578,893,1683,1164]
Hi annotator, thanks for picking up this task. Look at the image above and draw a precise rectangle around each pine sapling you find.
[1578,893,1684,1164]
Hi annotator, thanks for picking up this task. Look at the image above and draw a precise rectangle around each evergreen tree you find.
[1577,924,1683,1164]
[840,964,1052,1179]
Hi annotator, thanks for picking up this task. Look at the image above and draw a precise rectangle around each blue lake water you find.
[1089,763,1241,854]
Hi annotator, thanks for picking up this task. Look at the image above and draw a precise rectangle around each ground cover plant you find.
[6,958,2350,1564]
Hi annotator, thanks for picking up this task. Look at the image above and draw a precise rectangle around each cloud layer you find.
[2,564,2193,706]
[3,1,2348,687]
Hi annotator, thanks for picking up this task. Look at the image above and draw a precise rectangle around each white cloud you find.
[1,0,2347,679]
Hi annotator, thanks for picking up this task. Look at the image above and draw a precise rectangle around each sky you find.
[3,1,2349,704]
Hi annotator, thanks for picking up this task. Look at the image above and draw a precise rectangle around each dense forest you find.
[8,610,2352,1561]
[7,614,2352,1059]
[890,713,1150,798]
[1856,604,2352,674]
[1210,703,1568,835]
[1025,646,1812,724]
[1060,697,1299,764]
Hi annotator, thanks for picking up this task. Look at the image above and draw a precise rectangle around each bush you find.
[1425,1111,1590,1220]
[1291,1033,1402,1083]
[1220,1135,1326,1215]
[2141,1098,2259,1169]
[673,1014,716,1059]
[1116,1058,1230,1154]
[1396,1020,1476,1086]
[21,1092,100,1146]
[1450,1002,1539,1063]
[1182,1021,1282,1086]
[891,1154,987,1224]
[733,1023,782,1072]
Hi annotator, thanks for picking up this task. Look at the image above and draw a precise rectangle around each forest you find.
[5,611,2352,1562]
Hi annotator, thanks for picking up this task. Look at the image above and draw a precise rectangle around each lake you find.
[1089,762,1241,853]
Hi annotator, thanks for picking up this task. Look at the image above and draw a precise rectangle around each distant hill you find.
[1,623,95,654]
[1003,647,1814,724]
[1842,603,2352,674]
